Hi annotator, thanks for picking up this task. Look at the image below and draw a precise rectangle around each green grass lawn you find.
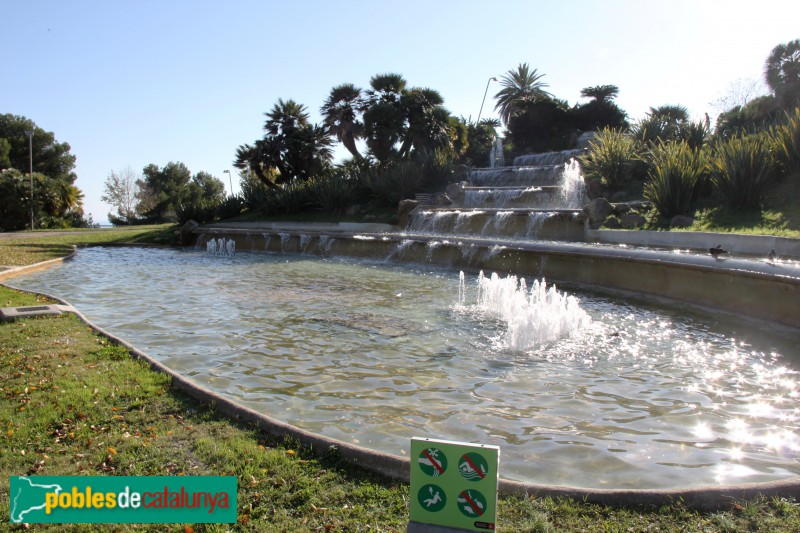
[1,227,799,531]
[0,225,177,268]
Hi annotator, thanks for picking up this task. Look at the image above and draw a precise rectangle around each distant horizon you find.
[3,0,798,225]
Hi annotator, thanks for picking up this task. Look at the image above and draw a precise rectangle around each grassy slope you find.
[1,229,799,531]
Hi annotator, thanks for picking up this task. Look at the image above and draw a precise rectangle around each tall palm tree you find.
[363,74,408,163]
[264,99,311,137]
[580,85,620,103]
[765,38,800,108]
[494,63,552,127]
[399,88,452,158]
[321,83,364,159]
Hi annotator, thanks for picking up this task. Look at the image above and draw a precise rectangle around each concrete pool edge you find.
[3,251,800,510]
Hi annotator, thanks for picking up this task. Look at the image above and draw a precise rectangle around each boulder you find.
[604,216,622,229]
[397,199,418,228]
[446,182,465,203]
[583,198,614,229]
[432,193,452,207]
[670,215,694,228]
[620,213,646,229]
[179,219,199,246]
[576,131,600,149]
[585,179,606,200]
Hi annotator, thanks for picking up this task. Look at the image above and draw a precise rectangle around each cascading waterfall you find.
[561,158,586,209]
[458,270,591,351]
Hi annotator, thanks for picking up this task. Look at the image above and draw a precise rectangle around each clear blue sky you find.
[3,0,799,225]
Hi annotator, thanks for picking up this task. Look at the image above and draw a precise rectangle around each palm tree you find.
[233,142,280,190]
[399,87,452,158]
[580,85,620,103]
[494,63,552,127]
[648,105,689,123]
[321,84,364,159]
[764,38,800,109]
[264,98,311,137]
[363,74,408,163]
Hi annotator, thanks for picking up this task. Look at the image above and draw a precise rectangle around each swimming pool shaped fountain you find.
[10,245,800,491]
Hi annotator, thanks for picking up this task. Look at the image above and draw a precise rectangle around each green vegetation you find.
[0,114,87,231]
[0,225,175,267]
[643,141,707,218]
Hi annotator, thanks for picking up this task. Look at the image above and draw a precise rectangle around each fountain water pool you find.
[10,246,800,489]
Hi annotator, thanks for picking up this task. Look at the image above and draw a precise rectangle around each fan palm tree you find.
[494,63,552,127]
[764,38,800,108]
[363,74,408,163]
[233,142,280,190]
[321,83,364,159]
[580,85,620,103]
[399,88,452,158]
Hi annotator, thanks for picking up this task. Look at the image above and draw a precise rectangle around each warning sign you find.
[409,437,499,532]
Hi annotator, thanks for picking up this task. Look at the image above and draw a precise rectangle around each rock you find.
[397,199,418,228]
[613,203,631,215]
[583,198,614,229]
[604,216,622,229]
[432,193,452,207]
[620,213,646,229]
[670,215,694,228]
[179,219,199,246]
[446,182,465,203]
[585,179,605,201]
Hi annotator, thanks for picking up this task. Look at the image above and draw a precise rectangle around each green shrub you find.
[217,194,245,219]
[643,141,707,218]
[308,173,359,214]
[771,107,800,174]
[359,160,422,206]
[274,180,316,213]
[579,128,641,189]
[708,134,775,211]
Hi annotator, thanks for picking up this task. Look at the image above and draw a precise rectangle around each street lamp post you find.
[475,76,498,126]
[223,170,233,196]
[24,130,33,230]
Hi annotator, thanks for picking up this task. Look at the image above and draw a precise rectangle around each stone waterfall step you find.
[457,185,564,208]
[468,165,565,187]
[407,207,585,241]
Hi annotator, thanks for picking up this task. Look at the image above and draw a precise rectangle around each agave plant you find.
[708,135,774,211]
[643,141,707,218]
[770,107,800,174]
[580,128,641,189]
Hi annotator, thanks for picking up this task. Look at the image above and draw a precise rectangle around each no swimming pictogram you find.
[458,452,488,481]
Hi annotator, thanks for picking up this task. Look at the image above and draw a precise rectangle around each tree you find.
[101,166,141,224]
[362,73,408,163]
[235,99,333,187]
[765,38,800,109]
[580,85,620,103]
[493,63,553,127]
[574,84,628,131]
[0,114,84,229]
[177,171,227,224]
[321,83,364,159]
[137,162,192,222]
[399,87,453,158]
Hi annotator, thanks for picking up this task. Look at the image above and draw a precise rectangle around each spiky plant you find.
[708,135,775,211]
[643,141,707,218]
[580,128,641,189]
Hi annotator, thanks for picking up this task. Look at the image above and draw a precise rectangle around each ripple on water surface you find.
[11,246,800,489]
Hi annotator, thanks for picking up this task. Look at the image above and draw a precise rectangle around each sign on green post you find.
[409,437,499,531]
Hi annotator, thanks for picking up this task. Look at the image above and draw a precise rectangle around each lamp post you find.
[475,76,498,126]
[223,170,233,196]
[24,130,33,230]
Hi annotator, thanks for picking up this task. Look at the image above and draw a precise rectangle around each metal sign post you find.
[409,437,500,532]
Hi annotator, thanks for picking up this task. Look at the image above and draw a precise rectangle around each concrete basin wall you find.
[193,228,800,329]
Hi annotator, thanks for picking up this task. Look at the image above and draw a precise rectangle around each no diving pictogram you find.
[418,447,447,477]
